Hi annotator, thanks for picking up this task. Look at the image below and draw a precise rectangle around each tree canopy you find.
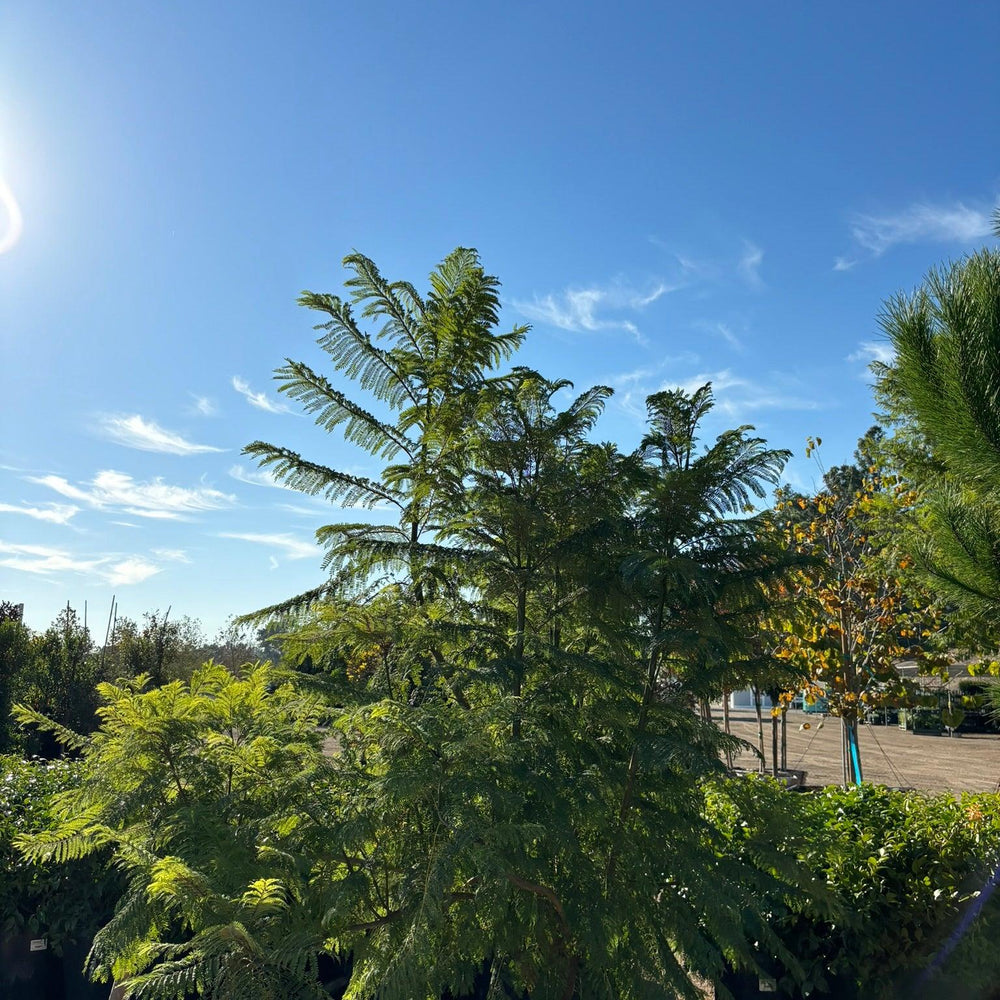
[875,246,1000,624]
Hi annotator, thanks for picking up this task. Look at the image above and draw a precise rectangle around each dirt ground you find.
[718,707,1000,792]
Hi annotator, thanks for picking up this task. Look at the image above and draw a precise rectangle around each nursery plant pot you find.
[0,930,64,999]
[61,937,110,1000]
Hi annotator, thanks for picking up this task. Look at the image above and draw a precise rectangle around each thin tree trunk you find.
[781,704,788,771]
[844,716,862,785]
[512,584,526,740]
[753,685,765,774]
[841,717,863,786]
[771,708,779,778]
[722,688,733,769]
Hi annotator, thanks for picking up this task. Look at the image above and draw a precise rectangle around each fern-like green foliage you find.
[16,664,337,999]
[16,656,818,1000]
[32,252,833,999]
[240,248,527,620]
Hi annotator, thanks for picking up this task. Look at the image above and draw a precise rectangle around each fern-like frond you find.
[275,359,418,460]
[233,582,338,626]
[11,702,91,751]
[242,442,405,511]
[298,285,421,405]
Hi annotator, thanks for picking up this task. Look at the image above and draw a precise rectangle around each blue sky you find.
[1,1,998,635]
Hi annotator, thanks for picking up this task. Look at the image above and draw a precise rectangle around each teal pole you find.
[847,723,863,786]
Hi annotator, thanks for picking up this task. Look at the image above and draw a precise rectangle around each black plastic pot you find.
[60,938,110,1000]
[0,930,64,999]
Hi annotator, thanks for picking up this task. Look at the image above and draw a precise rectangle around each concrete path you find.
[719,708,1000,792]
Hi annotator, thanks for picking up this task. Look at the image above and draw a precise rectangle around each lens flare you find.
[0,177,24,254]
[918,860,1000,991]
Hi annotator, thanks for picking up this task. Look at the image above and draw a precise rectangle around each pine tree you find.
[875,247,1000,624]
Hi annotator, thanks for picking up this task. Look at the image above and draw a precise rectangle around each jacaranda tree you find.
[17,250,820,1000]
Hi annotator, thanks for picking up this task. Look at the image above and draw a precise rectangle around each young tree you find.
[104,611,204,686]
[772,447,942,785]
[242,248,526,617]
[18,606,102,750]
[612,385,796,781]
[0,614,33,752]
[20,253,821,1000]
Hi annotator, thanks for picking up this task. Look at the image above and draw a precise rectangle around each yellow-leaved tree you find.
[772,436,946,785]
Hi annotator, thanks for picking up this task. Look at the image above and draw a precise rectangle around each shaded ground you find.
[718,708,1000,792]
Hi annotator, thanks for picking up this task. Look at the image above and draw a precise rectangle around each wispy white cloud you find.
[612,366,825,426]
[715,323,742,350]
[276,502,329,517]
[0,540,160,586]
[833,256,857,272]
[737,241,764,289]
[29,470,235,520]
[609,365,666,389]
[605,353,701,390]
[0,178,24,255]
[152,548,191,563]
[849,199,996,256]
[513,278,678,345]
[232,377,293,414]
[691,320,744,351]
[847,341,895,365]
[219,532,317,560]
[632,283,672,307]
[105,557,161,585]
[663,369,826,420]
[647,239,722,281]
[189,394,218,417]
[0,502,79,525]
[98,414,224,455]
[228,464,287,490]
[603,356,702,420]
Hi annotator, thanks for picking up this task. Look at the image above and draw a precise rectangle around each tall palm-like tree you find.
[242,248,526,617]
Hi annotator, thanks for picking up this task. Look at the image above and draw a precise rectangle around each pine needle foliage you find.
[876,248,1000,622]
[878,250,1000,491]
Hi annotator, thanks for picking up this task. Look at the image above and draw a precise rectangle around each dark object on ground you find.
[715,963,859,998]
[61,938,108,1000]
[317,951,353,998]
[0,930,64,1000]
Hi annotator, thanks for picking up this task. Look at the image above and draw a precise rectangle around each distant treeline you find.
[0,605,275,754]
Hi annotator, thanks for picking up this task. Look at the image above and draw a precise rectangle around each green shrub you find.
[706,778,1000,997]
[0,754,120,951]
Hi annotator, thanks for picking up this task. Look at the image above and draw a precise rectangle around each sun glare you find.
[0,176,24,254]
